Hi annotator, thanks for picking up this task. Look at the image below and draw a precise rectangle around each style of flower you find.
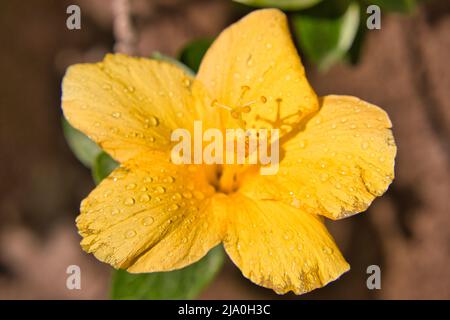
[62,9,396,294]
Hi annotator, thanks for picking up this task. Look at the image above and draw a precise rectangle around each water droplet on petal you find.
[125,230,136,238]
[139,194,151,202]
[126,183,137,190]
[340,166,348,175]
[124,197,135,206]
[182,191,192,199]
[146,116,159,127]
[142,216,154,226]
[361,142,369,150]
[143,177,153,183]
[299,140,307,148]
[155,186,166,194]
[165,176,175,183]
[322,246,333,255]
[172,193,182,201]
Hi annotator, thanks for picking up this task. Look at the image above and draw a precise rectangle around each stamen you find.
[238,85,251,101]
[211,99,233,111]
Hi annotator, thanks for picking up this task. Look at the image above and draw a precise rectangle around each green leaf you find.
[363,0,417,13]
[292,2,360,70]
[62,117,102,168]
[151,51,195,76]
[178,39,213,73]
[111,245,225,300]
[92,152,119,184]
[233,0,323,11]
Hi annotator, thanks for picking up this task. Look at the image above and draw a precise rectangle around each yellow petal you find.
[223,193,349,294]
[197,9,318,133]
[239,95,397,220]
[62,53,218,163]
[76,151,225,272]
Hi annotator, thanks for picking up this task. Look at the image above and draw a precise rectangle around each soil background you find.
[0,0,449,299]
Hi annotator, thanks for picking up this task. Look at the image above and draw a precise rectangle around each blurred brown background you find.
[0,0,449,299]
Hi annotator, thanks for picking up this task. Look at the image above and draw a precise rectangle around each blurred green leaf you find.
[151,51,195,76]
[111,245,225,300]
[178,39,213,73]
[363,0,417,13]
[62,117,102,168]
[292,2,360,70]
[233,0,323,11]
[92,152,119,184]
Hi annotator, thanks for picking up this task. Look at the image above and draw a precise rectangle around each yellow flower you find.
[62,9,396,295]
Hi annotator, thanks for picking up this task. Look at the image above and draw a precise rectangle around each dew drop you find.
[143,177,153,183]
[124,197,135,206]
[361,142,369,150]
[112,112,121,118]
[125,230,137,238]
[165,176,175,183]
[299,140,307,148]
[142,216,154,226]
[146,116,159,127]
[172,193,182,201]
[322,246,333,255]
[182,191,192,199]
[168,204,179,212]
[139,194,151,203]
[126,183,137,190]
[154,186,166,194]
[320,173,329,182]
